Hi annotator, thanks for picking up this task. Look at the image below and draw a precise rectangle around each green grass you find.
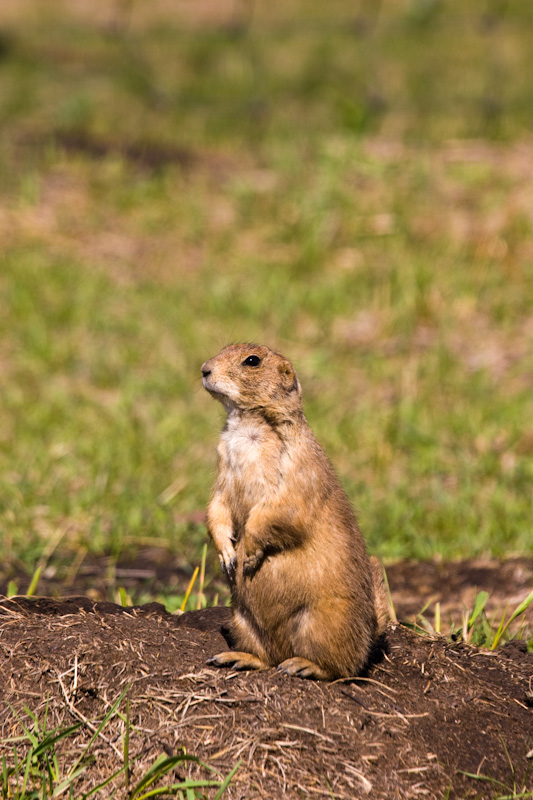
[458,733,533,800]
[399,588,533,650]
[2,692,240,799]
[0,0,532,588]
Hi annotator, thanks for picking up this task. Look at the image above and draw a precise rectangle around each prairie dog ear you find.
[278,360,301,394]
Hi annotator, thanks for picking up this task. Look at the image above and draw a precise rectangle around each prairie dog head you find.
[201,344,302,420]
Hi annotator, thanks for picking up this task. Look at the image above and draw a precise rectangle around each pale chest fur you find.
[218,413,283,504]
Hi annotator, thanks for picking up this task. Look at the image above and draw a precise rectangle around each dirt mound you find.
[1,598,531,798]
[5,554,532,631]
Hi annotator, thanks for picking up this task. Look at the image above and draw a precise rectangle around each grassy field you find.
[0,0,532,598]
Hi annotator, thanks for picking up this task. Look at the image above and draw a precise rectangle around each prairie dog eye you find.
[242,355,261,367]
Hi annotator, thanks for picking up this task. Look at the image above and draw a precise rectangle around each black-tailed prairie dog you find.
[201,343,387,680]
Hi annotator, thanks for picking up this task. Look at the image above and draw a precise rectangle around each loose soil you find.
[1,596,532,799]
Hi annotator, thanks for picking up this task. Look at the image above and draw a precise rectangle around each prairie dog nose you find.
[201,362,211,378]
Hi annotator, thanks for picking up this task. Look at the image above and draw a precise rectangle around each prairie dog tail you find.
[370,556,390,634]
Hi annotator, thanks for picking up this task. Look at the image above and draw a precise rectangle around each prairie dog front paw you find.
[219,541,237,580]
[243,548,264,577]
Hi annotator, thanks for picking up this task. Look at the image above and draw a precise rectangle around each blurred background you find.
[0,0,532,608]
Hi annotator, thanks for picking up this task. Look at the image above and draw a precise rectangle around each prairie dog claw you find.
[219,542,237,580]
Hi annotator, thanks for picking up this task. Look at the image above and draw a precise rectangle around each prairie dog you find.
[201,343,387,680]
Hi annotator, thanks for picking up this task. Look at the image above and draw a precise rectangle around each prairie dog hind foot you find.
[207,650,268,671]
[207,652,332,680]
[276,657,331,680]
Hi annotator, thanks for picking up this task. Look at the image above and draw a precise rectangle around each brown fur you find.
[201,343,387,680]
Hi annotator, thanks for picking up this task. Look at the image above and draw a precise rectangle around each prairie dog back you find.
[202,343,386,680]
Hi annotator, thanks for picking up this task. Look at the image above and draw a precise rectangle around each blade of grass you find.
[26,565,42,597]
[117,587,131,607]
[213,760,242,800]
[434,601,441,635]
[380,564,397,624]
[9,705,40,748]
[21,745,32,796]
[323,775,337,799]
[180,567,199,613]
[134,782,221,800]
[458,771,508,790]
[124,697,130,791]
[13,745,19,785]
[84,762,130,798]
[197,544,207,610]
[462,609,469,642]
[128,753,199,799]
[491,591,533,650]
[50,761,93,797]
[468,590,489,629]
[32,723,83,759]
[69,685,130,776]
